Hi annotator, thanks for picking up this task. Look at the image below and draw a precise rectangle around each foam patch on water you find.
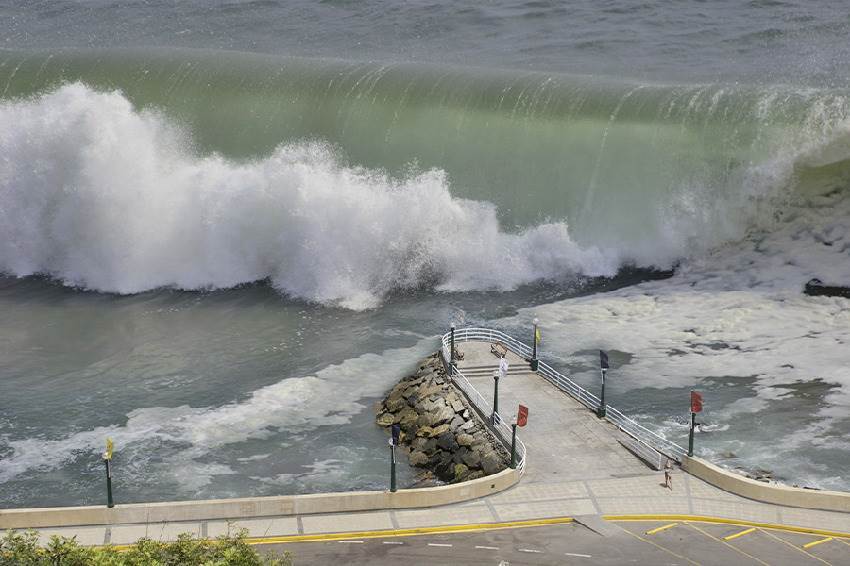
[506,191,850,489]
[0,337,435,486]
[0,83,621,309]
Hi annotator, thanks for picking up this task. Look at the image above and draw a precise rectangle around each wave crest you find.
[0,83,619,308]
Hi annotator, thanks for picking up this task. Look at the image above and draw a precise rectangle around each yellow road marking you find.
[759,528,832,566]
[724,527,756,541]
[604,514,850,540]
[103,517,574,551]
[615,523,701,566]
[645,522,678,535]
[803,537,833,550]
[245,516,574,545]
[686,523,768,566]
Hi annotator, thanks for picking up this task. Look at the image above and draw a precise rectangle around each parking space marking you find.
[616,524,701,566]
[686,523,769,566]
[759,529,832,565]
[427,543,452,547]
[646,522,678,535]
[803,537,833,550]
[724,527,756,541]
[475,545,499,550]
[565,552,592,558]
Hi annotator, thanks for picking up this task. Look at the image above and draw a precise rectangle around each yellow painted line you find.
[645,522,679,535]
[686,523,768,566]
[615,523,701,566]
[759,528,832,566]
[102,516,574,551]
[604,514,850,540]
[723,527,756,541]
[803,537,834,549]
[244,516,574,545]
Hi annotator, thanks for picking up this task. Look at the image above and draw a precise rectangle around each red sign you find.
[690,391,703,414]
[517,404,529,427]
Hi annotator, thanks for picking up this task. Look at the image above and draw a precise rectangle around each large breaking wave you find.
[0,83,619,308]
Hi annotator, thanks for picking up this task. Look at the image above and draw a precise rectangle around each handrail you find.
[438,339,527,475]
[442,327,687,462]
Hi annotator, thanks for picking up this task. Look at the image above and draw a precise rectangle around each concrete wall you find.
[682,456,850,513]
[0,468,519,530]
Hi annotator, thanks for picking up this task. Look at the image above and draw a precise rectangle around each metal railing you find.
[439,334,527,474]
[442,327,687,462]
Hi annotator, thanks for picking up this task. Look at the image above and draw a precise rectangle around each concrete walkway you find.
[14,341,850,546]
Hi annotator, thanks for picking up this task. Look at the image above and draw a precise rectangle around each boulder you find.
[416,413,435,428]
[453,463,470,482]
[399,409,419,434]
[385,393,406,413]
[451,399,465,413]
[376,413,395,427]
[432,406,455,426]
[416,426,434,438]
[436,431,459,452]
[449,415,465,431]
[429,423,451,438]
[465,470,485,481]
[480,451,504,475]
[434,454,455,482]
[461,448,481,469]
[402,387,417,399]
[411,437,428,452]
[409,451,429,467]
[456,433,475,447]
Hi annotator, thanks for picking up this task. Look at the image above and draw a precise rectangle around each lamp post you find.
[510,421,518,469]
[597,350,609,418]
[449,323,456,376]
[102,438,114,509]
[492,370,500,424]
[530,318,539,371]
[390,423,400,492]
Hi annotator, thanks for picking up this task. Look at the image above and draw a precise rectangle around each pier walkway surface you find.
[6,341,850,559]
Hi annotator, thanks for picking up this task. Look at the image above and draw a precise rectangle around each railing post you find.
[597,350,608,418]
[510,423,518,469]
[449,323,456,376]
[530,318,539,371]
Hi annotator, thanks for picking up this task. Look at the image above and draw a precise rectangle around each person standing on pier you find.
[664,459,674,490]
[499,354,509,381]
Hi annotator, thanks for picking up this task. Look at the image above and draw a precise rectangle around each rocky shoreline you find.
[375,353,510,484]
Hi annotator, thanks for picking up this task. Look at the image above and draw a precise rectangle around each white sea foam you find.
[0,338,435,486]
[0,83,622,309]
[506,190,850,489]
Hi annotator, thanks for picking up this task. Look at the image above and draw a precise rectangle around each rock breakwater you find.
[376,353,509,484]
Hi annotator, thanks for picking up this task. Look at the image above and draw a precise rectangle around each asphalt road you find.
[258,520,850,566]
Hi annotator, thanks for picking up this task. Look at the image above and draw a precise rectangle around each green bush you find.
[0,528,291,566]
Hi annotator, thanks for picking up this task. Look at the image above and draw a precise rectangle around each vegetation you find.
[0,528,291,566]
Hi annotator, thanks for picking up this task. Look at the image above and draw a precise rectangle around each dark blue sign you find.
[600,350,609,370]
[391,423,401,446]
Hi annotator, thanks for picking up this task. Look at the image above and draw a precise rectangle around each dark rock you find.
[461,449,481,468]
[456,433,475,447]
[385,394,406,413]
[409,451,429,467]
[437,431,459,452]
[449,415,465,431]
[432,406,455,426]
[480,451,504,475]
[453,463,469,482]
[416,413,435,428]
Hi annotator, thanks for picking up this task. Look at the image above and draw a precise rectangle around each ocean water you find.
[1,1,849,507]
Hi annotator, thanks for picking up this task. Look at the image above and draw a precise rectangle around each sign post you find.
[530,318,540,371]
[511,404,529,469]
[103,438,114,509]
[449,323,456,376]
[689,391,703,457]
[597,350,609,418]
[390,423,400,492]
